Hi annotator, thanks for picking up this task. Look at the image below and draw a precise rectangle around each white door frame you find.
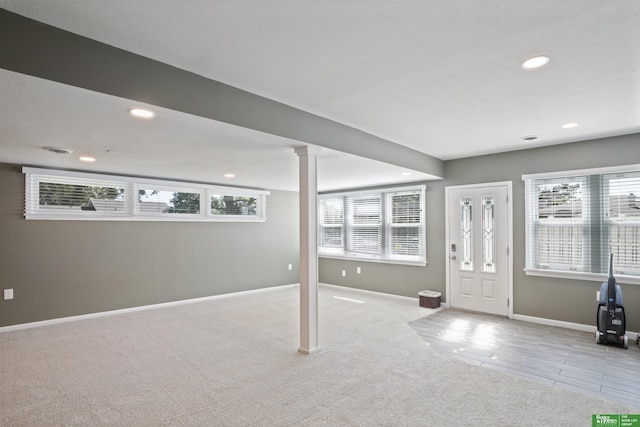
[445,181,514,318]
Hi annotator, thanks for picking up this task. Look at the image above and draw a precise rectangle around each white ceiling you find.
[1,1,639,191]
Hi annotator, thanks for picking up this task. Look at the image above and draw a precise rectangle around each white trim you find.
[513,314,638,342]
[23,166,269,221]
[318,184,426,264]
[523,166,640,281]
[524,268,640,285]
[296,146,321,355]
[24,215,267,223]
[513,314,594,332]
[0,284,298,334]
[445,181,514,319]
[297,346,321,355]
[521,163,640,181]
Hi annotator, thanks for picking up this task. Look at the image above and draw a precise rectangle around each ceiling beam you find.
[0,9,444,178]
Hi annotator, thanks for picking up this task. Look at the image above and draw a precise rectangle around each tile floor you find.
[409,309,640,408]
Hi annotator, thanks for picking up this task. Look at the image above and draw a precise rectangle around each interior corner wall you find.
[318,181,447,300]
[0,163,300,328]
[319,133,640,329]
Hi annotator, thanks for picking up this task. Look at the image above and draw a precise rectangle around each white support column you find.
[295,146,322,355]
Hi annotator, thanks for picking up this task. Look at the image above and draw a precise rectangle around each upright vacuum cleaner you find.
[596,253,628,349]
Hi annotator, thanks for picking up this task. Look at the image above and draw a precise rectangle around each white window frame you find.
[135,184,205,218]
[523,164,640,285]
[23,167,269,222]
[318,197,345,255]
[347,194,383,256]
[318,184,426,266]
[386,190,424,262]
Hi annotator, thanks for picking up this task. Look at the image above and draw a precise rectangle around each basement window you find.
[23,167,269,222]
[523,164,640,284]
[318,185,426,265]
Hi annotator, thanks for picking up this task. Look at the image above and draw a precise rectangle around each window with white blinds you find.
[349,195,382,254]
[24,167,269,222]
[523,165,640,283]
[36,175,129,217]
[319,197,344,254]
[389,191,422,257]
[318,185,426,264]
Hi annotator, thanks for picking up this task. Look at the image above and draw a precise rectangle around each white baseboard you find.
[4,284,635,344]
[0,284,299,334]
[513,314,638,341]
[512,314,595,333]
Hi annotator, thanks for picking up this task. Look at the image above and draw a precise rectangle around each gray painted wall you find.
[319,133,640,329]
[319,182,447,300]
[0,163,300,327]
[2,133,639,331]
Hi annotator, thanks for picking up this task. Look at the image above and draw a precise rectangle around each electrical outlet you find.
[4,289,14,300]
[356,267,361,274]
[596,291,600,302]
[288,264,293,271]
[341,270,346,277]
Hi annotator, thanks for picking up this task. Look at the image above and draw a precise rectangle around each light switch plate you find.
[4,289,14,300]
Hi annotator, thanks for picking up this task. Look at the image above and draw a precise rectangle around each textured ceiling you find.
[1,1,639,191]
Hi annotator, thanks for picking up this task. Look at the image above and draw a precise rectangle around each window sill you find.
[24,214,266,223]
[524,268,640,285]
[320,254,427,267]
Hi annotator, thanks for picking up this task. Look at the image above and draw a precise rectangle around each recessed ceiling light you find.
[401,172,413,176]
[521,135,538,142]
[79,156,96,162]
[224,173,235,178]
[562,122,579,129]
[521,56,550,70]
[129,108,155,119]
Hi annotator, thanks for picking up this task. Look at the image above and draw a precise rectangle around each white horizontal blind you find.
[524,165,640,280]
[29,174,130,218]
[388,191,423,259]
[527,176,589,271]
[319,197,344,252]
[603,171,640,275]
[318,185,426,264]
[347,195,383,255]
[24,167,269,222]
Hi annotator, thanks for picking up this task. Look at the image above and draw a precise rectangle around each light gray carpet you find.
[1,284,637,426]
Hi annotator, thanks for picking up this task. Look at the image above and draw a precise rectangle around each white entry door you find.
[447,184,511,316]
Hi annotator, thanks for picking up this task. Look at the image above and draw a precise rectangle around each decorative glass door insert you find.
[460,197,473,271]
[482,195,496,273]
